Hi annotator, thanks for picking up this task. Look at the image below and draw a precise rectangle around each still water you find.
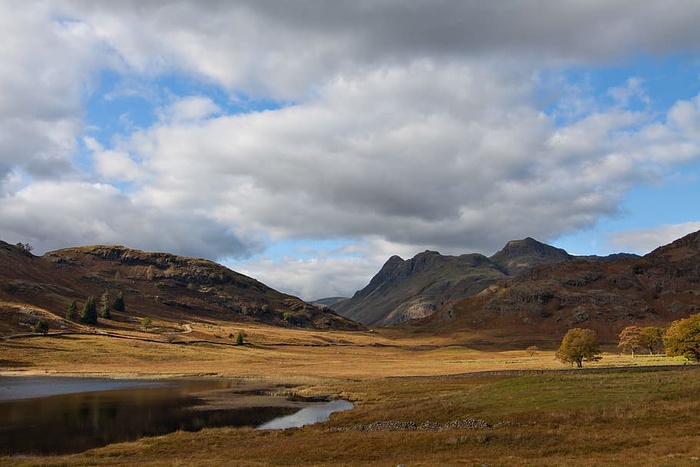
[257,399,354,430]
[0,377,302,455]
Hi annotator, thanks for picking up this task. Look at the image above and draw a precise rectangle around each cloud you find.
[55,1,700,99]
[0,2,99,190]
[0,180,261,260]
[157,96,221,123]
[105,63,700,255]
[606,222,700,254]
[3,1,700,298]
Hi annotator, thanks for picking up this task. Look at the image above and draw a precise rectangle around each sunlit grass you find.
[1,321,698,466]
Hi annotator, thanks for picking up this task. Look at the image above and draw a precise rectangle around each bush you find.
[33,320,49,335]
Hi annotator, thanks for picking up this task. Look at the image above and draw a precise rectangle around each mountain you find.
[0,243,360,336]
[333,237,581,326]
[421,230,700,344]
[490,237,573,275]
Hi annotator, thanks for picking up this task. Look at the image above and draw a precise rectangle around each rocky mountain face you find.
[425,230,700,343]
[0,243,360,334]
[333,237,583,326]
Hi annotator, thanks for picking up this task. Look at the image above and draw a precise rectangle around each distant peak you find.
[490,237,572,275]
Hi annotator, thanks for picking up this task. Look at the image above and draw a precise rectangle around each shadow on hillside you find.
[0,359,31,368]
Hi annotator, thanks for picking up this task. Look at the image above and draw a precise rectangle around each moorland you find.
[1,234,699,466]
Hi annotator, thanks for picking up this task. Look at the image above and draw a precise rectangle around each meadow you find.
[1,322,698,466]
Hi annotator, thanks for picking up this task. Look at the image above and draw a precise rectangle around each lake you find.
[0,376,350,456]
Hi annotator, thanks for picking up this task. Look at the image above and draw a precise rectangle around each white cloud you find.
[157,96,221,123]
[3,1,700,298]
[0,2,108,190]
[606,222,700,254]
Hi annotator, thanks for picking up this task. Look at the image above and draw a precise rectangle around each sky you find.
[2,1,700,301]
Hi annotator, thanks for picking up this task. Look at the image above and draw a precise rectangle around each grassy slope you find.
[1,321,698,466]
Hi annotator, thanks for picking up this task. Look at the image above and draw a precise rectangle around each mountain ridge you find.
[332,237,642,327]
[417,229,700,344]
[0,242,361,336]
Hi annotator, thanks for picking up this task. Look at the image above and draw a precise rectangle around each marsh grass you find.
[1,323,698,466]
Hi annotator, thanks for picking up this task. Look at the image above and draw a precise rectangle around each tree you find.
[618,325,665,356]
[80,296,98,325]
[236,330,245,345]
[555,328,602,368]
[112,291,125,312]
[618,325,643,357]
[100,291,111,319]
[639,326,664,355]
[664,313,700,362]
[66,300,78,321]
[33,319,49,335]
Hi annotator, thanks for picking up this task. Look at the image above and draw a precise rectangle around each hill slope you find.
[333,238,580,326]
[0,243,360,336]
[420,230,700,345]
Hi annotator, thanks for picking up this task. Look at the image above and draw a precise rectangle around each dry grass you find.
[1,321,698,466]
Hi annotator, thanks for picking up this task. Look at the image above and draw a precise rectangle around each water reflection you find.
[0,377,296,455]
[258,399,354,430]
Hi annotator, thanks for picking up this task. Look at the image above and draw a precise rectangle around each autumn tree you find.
[639,326,664,355]
[556,328,602,368]
[618,325,642,357]
[80,296,98,325]
[664,313,700,362]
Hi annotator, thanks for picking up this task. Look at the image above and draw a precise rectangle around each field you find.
[1,321,699,466]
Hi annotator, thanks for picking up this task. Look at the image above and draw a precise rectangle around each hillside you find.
[0,243,360,337]
[333,238,586,326]
[418,229,700,345]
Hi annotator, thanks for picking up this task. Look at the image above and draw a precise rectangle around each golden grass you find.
[1,320,698,466]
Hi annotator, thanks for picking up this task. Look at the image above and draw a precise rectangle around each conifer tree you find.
[100,291,111,319]
[66,300,78,321]
[80,296,98,325]
[112,291,125,312]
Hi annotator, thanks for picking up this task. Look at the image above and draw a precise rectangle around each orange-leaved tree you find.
[618,325,642,357]
[618,325,665,356]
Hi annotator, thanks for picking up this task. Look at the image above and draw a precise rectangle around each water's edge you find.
[0,376,352,455]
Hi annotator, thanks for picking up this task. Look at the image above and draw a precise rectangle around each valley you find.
[1,232,699,465]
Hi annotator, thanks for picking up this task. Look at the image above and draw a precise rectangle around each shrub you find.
[33,319,49,335]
